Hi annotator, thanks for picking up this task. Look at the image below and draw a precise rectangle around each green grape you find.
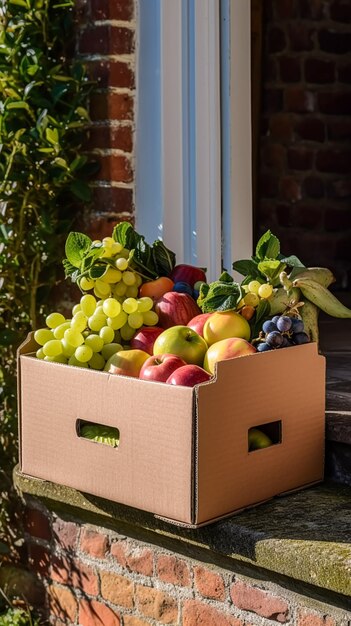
[125,285,139,298]
[71,311,88,333]
[46,312,66,329]
[107,311,128,330]
[258,283,273,299]
[53,321,71,339]
[88,353,106,370]
[142,311,159,326]
[119,247,130,259]
[101,268,122,284]
[72,304,81,315]
[243,292,260,307]
[64,328,84,348]
[248,280,261,295]
[88,313,107,332]
[36,348,45,359]
[122,271,136,286]
[102,298,121,318]
[135,274,143,287]
[44,354,68,364]
[75,345,93,363]
[85,334,104,353]
[102,236,114,247]
[68,355,89,368]
[99,325,115,344]
[113,282,127,297]
[95,279,110,297]
[111,241,123,255]
[95,305,104,316]
[101,343,123,360]
[137,297,153,312]
[120,323,136,342]
[61,338,76,357]
[43,339,63,357]
[80,276,95,291]
[34,328,54,346]
[128,312,144,329]
[122,298,138,314]
[116,257,128,271]
[80,294,97,317]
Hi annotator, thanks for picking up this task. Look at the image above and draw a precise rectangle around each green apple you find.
[153,326,208,366]
[203,311,251,345]
[248,428,273,451]
[104,349,149,377]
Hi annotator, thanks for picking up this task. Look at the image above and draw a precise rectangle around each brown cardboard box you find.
[18,333,325,527]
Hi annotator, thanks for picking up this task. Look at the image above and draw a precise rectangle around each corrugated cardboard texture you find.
[19,346,194,523]
[195,343,325,524]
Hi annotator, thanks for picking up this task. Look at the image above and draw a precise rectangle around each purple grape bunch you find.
[256,315,310,352]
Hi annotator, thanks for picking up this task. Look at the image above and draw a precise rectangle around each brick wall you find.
[24,500,348,626]
[77,0,136,240]
[257,0,351,288]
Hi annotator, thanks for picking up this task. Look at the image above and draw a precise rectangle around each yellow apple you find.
[104,349,149,377]
[203,311,251,345]
[203,337,256,374]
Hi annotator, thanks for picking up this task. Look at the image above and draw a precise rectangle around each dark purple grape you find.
[271,315,280,325]
[293,332,310,345]
[282,336,292,347]
[276,315,292,333]
[257,342,272,352]
[173,281,193,296]
[262,320,277,334]
[266,331,284,348]
[291,317,304,334]
[193,289,199,300]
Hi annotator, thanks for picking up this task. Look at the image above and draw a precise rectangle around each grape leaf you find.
[65,231,92,268]
[197,274,243,313]
[256,230,280,260]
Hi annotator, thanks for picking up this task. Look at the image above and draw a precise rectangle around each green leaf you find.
[46,127,59,144]
[232,259,260,278]
[89,264,108,279]
[152,240,176,277]
[53,157,68,169]
[250,299,271,340]
[256,230,280,260]
[197,277,243,313]
[258,260,287,283]
[280,255,305,268]
[76,106,90,121]
[65,231,92,269]
[69,179,91,202]
[113,222,138,249]
[62,258,77,277]
[6,101,30,111]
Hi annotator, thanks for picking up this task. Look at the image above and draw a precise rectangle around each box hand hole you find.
[76,419,120,448]
[248,420,282,452]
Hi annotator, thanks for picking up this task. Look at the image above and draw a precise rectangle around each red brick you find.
[285,88,315,113]
[135,585,178,624]
[263,144,286,171]
[288,148,314,171]
[338,63,351,84]
[90,93,134,122]
[91,0,134,21]
[230,580,289,623]
[97,155,133,183]
[91,186,133,213]
[88,124,133,152]
[52,518,79,551]
[327,120,351,140]
[295,118,325,142]
[316,149,351,174]
[193,565,226,600]
[303,176,324,198]
[280,177,302,202]
[51,554,98,595]
[328,180,351,198]
[268,27,286,53]
[156,554,191,587]
[80,528,109,558]
[24,508,51,541]
[263,57,277,82]
[318,29,351,55]
[87,60,135,89]
[299,0,325,19]
[263,89,284,114]
[81,208,133,241]
[318,92,351,116]
[79,25,134,55]
[276,0,297,19]
[295,204,323,229]
[297,612,325,626]
[269,114,294,142]
[48,584,78,623]
[259,173,279,198]
[330,0,351,22]
[288,23,314,51]
[100,571,134,608]
[279,56,301,82]
[79,599,120,626]
[28,543,51,576]
[111,540,154,576]
[183,599,243,626]
[276,204,293,227]
[305,59,335,84]
[123,618,150,626]
[325,208,351,231]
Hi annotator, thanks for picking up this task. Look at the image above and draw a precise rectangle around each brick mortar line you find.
[266,20,351,33]
[91,181,134,189]
[78,53,135,63]
[91,148,133,157]
[78,20,136,30]
[263,81,351,93]
[92,86,136,95]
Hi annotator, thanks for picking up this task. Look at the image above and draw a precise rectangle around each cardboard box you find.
[18,333,326,527]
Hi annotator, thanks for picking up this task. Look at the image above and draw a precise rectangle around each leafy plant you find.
[0,0,96,553]
[0,607,41,626]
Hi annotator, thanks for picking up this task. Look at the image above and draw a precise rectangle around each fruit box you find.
[18,333,326,528]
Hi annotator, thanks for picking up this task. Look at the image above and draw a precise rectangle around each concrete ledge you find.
[14,467,351,604]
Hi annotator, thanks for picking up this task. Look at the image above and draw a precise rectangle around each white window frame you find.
[135,0,252,282]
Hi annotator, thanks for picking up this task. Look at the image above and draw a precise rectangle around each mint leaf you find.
[65,232,92,269]
[256,230,280,260]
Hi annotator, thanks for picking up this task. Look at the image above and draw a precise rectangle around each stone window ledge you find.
[14,466,351,609]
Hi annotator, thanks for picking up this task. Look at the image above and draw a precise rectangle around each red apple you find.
[153,326,208,365]
[139,353,187,383]
[166,364,212,387]
[170,264,207,288]
[130,326,164,355]
[187,313,213,338]
[155,292,201,329]
[203,337,257,374]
